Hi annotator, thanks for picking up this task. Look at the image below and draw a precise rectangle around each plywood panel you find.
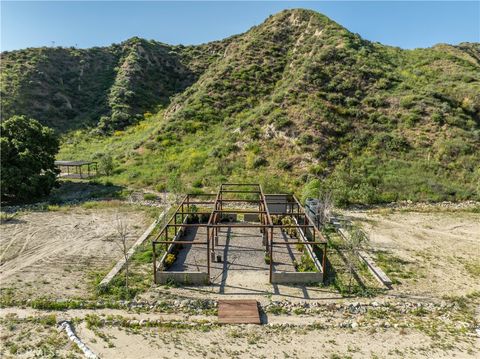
[218,299,261,324]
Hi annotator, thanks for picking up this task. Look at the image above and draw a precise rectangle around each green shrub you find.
[143,193,157,201]
[264,253,271,264]
[277,160,292,171]
[252,156,268,168]
[296,243,305,252]
[98,154,114,176]
[295,253,316,272]
[399,95,416,109]
[192,179,203,188]
[165,254,176,267]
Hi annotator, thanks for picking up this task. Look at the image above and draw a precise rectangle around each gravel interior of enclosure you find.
[168,225,304,283]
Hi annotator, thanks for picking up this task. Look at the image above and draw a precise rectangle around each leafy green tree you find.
[1,115,59,201]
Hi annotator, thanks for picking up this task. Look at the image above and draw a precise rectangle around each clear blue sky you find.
[1,1,479,51]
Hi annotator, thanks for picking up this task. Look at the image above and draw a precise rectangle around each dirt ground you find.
[79,325,479,359]
[1,305,478,359]
[345,209,480,298]
[0,205,151,300]
[1,205,479,358]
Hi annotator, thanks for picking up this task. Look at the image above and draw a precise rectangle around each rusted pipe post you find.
[322,243,327,279]
[269,229,273,283]
[152,242,157,283]
[165,227,168,252]
[212,222,216,252]
[174,214,178,236]
[181,203,184,226]
[207,228,211,282]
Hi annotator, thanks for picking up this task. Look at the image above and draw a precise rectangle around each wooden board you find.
[358,251,393,288]
[218,300,261,324]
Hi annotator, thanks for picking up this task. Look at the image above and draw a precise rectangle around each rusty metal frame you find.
[152,183,328,285]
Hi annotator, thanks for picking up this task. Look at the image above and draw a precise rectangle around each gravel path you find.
[169,224,303,289]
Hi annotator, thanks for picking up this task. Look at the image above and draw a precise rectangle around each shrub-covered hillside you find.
[0,37,231,132]
[4,9,480,205]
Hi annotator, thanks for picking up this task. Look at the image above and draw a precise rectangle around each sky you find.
[1,1,479,51]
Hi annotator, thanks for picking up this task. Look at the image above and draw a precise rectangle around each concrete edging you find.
[155,271,209,285]
[272,271,323,284]
[336,226,393,289]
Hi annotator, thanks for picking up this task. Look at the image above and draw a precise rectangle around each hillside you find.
[0,37,231,132]
[2,9,480,205]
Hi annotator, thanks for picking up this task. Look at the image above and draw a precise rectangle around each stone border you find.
[333,225,393,289]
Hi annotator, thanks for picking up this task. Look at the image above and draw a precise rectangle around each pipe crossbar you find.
[220,190,261,194]
[153,240,208,245]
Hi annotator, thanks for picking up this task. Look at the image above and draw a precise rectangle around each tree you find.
[113,216,131,297]
[344,227,369,293]
[1,115,59,201]
[315,192,333,226]
[98,153,114,176]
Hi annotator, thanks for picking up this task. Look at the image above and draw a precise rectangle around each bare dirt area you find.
[0,204,150,300]
[1,306,478,359]
[1,204,479,358]
[78,325,479,359]
[345,209,480,298]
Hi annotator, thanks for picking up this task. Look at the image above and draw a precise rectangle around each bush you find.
[252,156,268,168]
[99,154,114,176]
[277,160,292,171]
[1,115,59,201]
[294,254,316,272]
[143,193,157,201]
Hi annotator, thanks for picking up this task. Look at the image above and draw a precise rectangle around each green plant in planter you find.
[295,243,305,253]
[164,254,176,267]
[281,216,298,237]
[295,253,316,272]
[271,215,281,225]
[264,253,271,264]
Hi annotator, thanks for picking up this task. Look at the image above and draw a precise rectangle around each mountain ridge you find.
[2,9,479,205]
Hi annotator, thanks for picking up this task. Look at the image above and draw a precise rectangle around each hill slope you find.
[0,37,230,131]
[3,9,480,204]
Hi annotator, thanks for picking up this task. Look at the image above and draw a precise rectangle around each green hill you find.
[0,37,230,132]
[2,9,479,205]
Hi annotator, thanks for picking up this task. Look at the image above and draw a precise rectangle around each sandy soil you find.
[1,206,479,358]
[79,325,478,359]
[1,306,478,359]
[0,206,150,299]
[345,210,480,298]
